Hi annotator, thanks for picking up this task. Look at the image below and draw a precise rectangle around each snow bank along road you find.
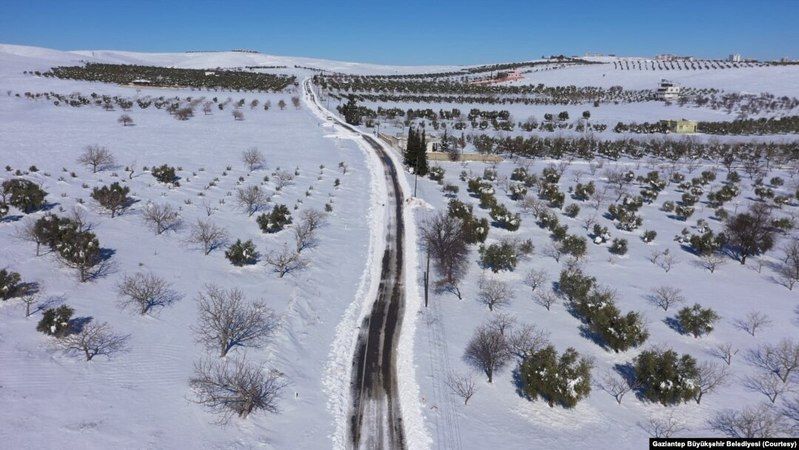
[303,80,407,449]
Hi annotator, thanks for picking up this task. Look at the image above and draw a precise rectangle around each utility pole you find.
[424,248,430,307]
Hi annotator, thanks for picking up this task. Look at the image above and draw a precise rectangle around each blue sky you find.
[1,0,797,65]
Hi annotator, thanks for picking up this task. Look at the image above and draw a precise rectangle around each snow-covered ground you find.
[1,43,798,449]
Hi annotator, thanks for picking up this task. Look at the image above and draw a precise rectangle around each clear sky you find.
[1,0,797,65]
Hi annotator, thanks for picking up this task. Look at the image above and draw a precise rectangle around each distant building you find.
[655,54,695,62]
[728,54,742,62]
[663,119,698,134]
[379,131,440,153]
[131,79,151,86]
[656,79,682,101]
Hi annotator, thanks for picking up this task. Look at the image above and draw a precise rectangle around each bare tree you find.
[658,251,679,273]
[242,147,266,171]
[236,186,269,217]
[421,212,470,299]
[777,240,799,290]
[446,372,478,405]
[294,209,326,252]
[597,370,637,404]
[709,404,785,438]
[543,242,563,262]
[744,373,788,403]
[523,268,548,293]
[710,342,739,366]
[781,397,799,435]
[291,96,301,109]
[533,290,558,311]
[477,276,513,311]
[194,285,278,357]
[190,357,286,423]
[701,252,726,274]
[15,217,45,256]
[464,323,511,383]
[734,311,773,337]
[264,245,308,278]
[749,340,799,384]
[141,203,181,234]
[117,272,179,315]
[188,219,228,255]
[487,313,516,336]
[694,361,729,404]
[232,109,244,121]
[507,323,550,360]
[273,170,294,191]
[639,413,687,438]
[20,291,39,317]
[78,145,115,173]
[648,286,685,311]
[55,322,129,361]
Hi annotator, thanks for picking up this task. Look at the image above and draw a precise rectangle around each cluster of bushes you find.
[31,213,105,281]
[447,199,489,244]
[1,178,48,213]
[44,63,295,91]
[559,267,648,352]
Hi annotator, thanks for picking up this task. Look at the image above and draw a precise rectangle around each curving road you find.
[303,80,407,450]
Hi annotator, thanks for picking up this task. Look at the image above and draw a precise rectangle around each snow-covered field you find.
[1,44,797,449]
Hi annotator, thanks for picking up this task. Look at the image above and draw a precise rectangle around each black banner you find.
[650,438,798,449]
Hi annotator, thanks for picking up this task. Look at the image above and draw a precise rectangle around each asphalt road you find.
[303,80,407,450]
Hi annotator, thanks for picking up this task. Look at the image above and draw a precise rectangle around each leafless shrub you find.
[533,290,558,311]
[648,286,685,311]
[543,242,562,262]
[464,323,511,383]
[188,219,228,255]
[487,313,516,336]
[523,268,548,293]
[294,209,326,252]
[709,404,785,438]
[141,203,181,234]
[639,412,687,438]
[701,252,726,273]
[694,361,730,404]
[20,291,39,317]
[291,96,301,109]
[265,245,308,278]
[55,322,129,361]
[78,145,115,173]
[194,285,278,357]
[734,311,773,337]
[782,397,799,435]
[506,323,550,360]
[236,185,269,216]
[596,370,637,404]
[117,272,179,315]
[748,340,799,383]
[657,251,679,273]
[190,357,286,423]
[232,109,244,121]
[710,342,739,366]
[446,372,478,405]
[273,170,294,191]
[242,147,266,171]
[477,276,513,311]
[15,217,45,256]
[744,373,788,403]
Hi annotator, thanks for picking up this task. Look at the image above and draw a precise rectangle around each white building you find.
[728,54,742,62]
[656,79,682,101]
